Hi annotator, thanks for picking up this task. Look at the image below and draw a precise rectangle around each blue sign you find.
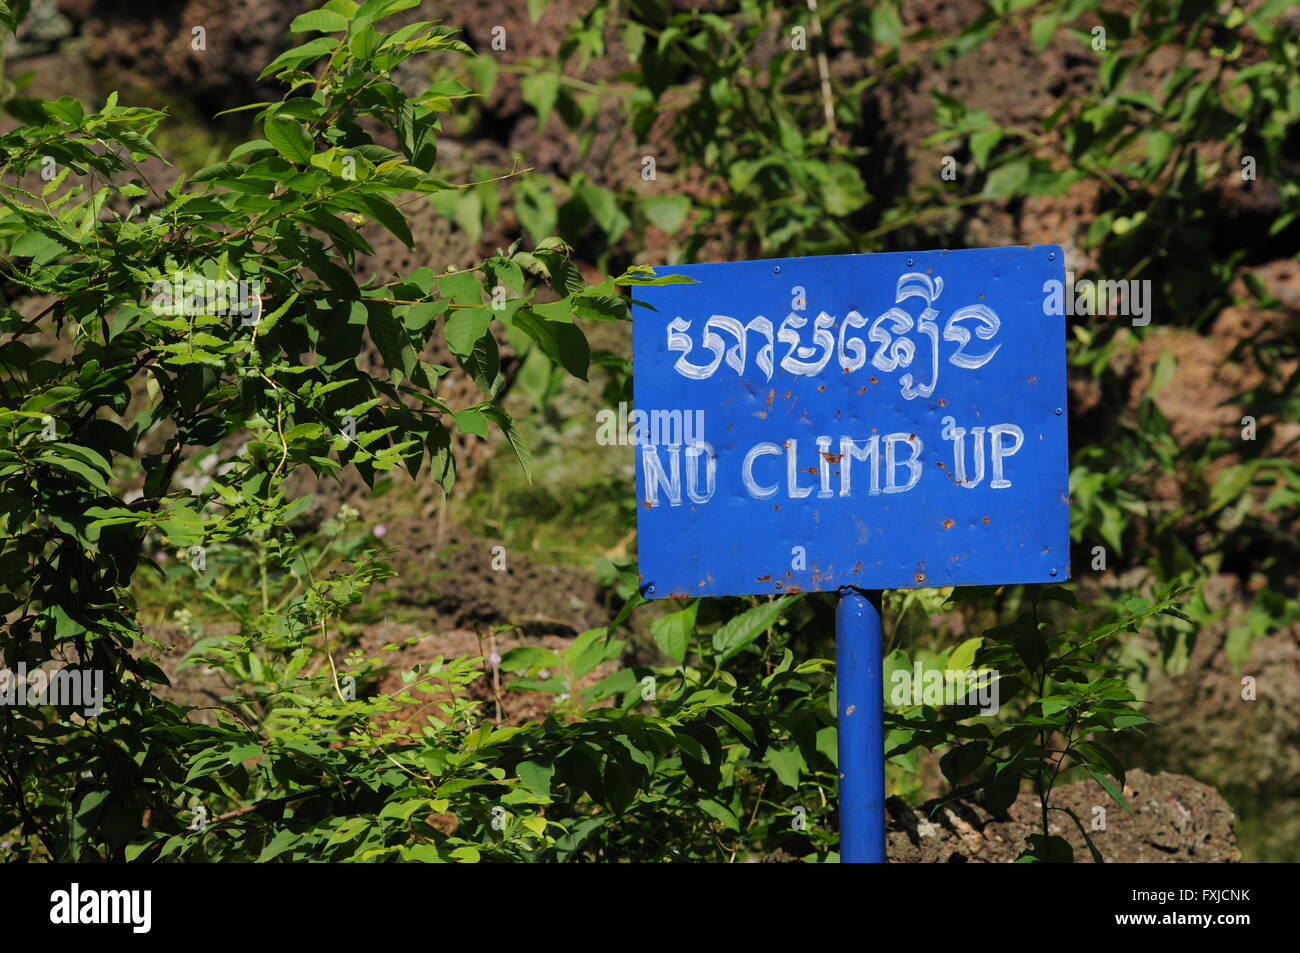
[631,245,1069,599]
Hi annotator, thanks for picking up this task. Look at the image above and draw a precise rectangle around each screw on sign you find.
[631,246,1070,862]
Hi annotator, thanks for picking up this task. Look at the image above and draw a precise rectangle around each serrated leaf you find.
[483,406,531,483]
[265,116,315,164]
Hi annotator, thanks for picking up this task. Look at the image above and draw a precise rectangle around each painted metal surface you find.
[632,245,1069,599]
[836,589,886,863]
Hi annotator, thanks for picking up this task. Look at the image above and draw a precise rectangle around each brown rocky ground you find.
[883,768,1239,863]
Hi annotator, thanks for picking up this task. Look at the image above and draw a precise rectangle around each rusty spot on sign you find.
[858,385,868,395]
[757,574,772,581]
[805,466,818,475]
[943,519,954,529]
[1027,375,1037,383]
[766,388,775,406]
[938,398,947,406]
[642,500,651,509]
[915,572,926,584]
[846,705,856,716]
[870,376,879,384]
[754,410,767,418]
[818,384,826,392]
[823,452,843,463]
[982,516,990,524]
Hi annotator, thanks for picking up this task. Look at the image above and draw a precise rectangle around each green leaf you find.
[712,596,792,665]
[367,306,417,382]
[45,96,85,125]
[355,0,420,31]
[38,451,109,493]
[764,744,806,787]
[119,131,165,162]
[1030,14,1059,49]
[444,307,492,358]
[1057,806,1106,863]
[349,193,414,248]
[498,646,560,672]
[550,320,590,381]
[1086,767,1133,815]
[258,37,338,79]
[437,271,482,305]
[566,628,620,679]
[642,195,690,234]
[517,760,555,796]
[452,406,488,438]
[697,798,740,831]
[969,128,1002,169]
[871,4,904,46]
[483,406,531,483]
[714,708,756,746]
[651,602,697,661]
[948,637,982,671]
[1019,833,1074,863]
[1039,695,1072,717]
[191,160,247,184]
[983,159,1029,198]
[521,72,559,129]
[265,116,315,164]
[291,9,350,32]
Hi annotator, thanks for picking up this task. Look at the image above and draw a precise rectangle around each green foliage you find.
[0,0,666,862]
[0,0,1293,863]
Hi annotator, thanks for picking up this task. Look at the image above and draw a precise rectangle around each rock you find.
[883,768,1240,862]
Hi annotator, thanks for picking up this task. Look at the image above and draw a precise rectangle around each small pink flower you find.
[372,524,387,538]
[488,651,501,669]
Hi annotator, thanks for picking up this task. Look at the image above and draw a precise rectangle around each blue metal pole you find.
[836,587,886,863]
